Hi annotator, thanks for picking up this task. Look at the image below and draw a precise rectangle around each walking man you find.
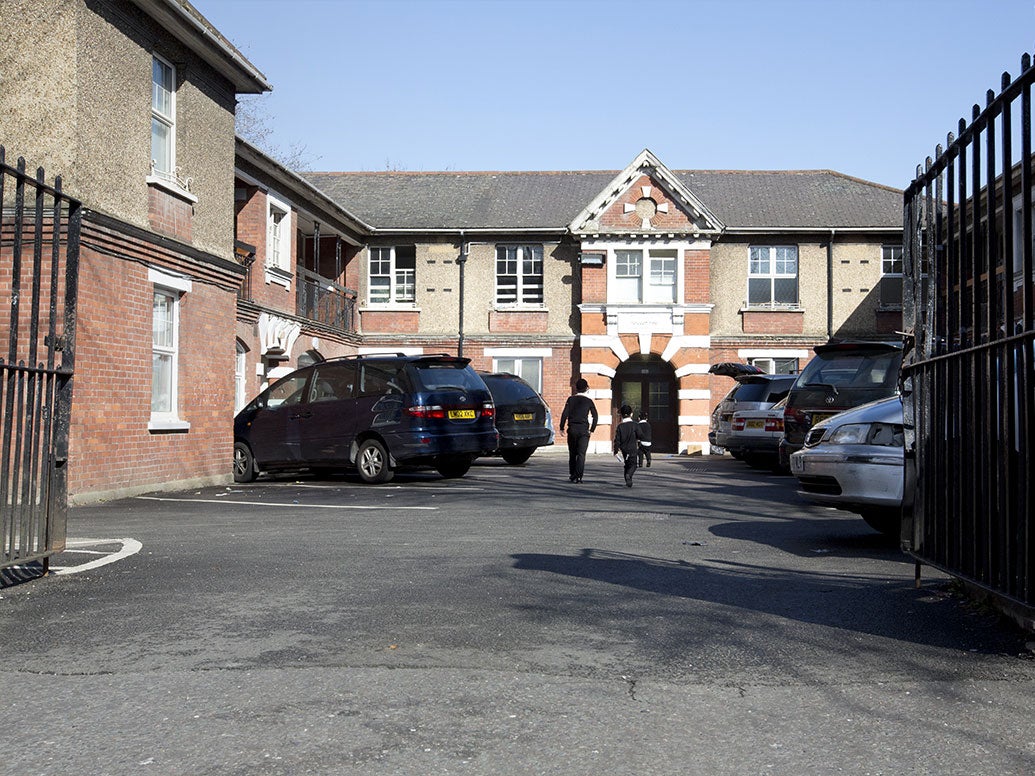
[559,378,598,483]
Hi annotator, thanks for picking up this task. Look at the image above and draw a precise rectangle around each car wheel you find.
[233,442,257,483]
[357,439,394,484]
[861,509,900,537]
[500,447,534,465]
[435,455,472,479]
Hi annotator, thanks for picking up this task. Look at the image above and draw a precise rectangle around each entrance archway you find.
[612,354,678,453]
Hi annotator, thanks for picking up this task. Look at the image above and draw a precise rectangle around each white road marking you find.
[135,496,438,510]
[262,482,482,492]
[51,538,143,575]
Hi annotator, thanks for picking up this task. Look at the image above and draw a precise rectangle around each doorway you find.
[612,355,678,453]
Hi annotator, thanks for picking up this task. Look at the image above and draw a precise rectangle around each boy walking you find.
[636,410,653,468]
[612,404,643,488]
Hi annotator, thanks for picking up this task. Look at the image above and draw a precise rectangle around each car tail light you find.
[764,416,784,432]
[405,404,446,419]
[481,402,495,419]
[732,417,746,431]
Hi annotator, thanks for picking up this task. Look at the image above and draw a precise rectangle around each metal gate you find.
[0,147,81,573]
[902,55,1034,610]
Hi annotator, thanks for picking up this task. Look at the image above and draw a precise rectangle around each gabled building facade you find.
[306,150,903,455]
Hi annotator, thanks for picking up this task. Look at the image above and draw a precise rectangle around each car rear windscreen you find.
[414,363,487,391]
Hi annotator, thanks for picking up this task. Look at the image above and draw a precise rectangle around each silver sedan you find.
[789,396,903,535]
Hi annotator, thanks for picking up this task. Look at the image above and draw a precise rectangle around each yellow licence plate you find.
[746,419,764,429]
[811,412,835,426]
[448,409,476,420]
[513,413,534,421]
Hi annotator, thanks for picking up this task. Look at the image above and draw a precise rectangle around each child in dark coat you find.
[612,404,644,488]
[636,410,653,468]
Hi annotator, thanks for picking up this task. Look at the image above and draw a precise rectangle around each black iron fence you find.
[0,147,81,573]
[902,55,1034,610]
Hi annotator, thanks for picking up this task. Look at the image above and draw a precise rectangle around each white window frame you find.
[748,356,799,375]
[491,356,544,393]
[149,269,191,431]
[604,242,687,305]
[367,246,416,306]
[263,192,293,288]
[495,244,544,306]
[747,245,799,308]
[880,244,904,309]
[150,54,175,181]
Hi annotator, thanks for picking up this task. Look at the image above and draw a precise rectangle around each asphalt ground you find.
[2,450,1034,776]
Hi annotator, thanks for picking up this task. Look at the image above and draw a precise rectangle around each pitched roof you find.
[303,169,902,233]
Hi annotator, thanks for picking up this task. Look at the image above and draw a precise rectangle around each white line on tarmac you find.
[263,482,482,492]
[135,496,438,510]
[51,538,143,575]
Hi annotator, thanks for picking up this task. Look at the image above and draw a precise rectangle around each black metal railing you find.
[296,266,357,333]
[902,54,1034,609]
[1,147,81,574]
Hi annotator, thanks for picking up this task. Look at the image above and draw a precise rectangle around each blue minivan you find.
[233,354,498,483]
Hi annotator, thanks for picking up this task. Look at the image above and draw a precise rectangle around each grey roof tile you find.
[303,169,901,232]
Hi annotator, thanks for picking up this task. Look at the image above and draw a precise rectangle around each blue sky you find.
[201,0,1035,188]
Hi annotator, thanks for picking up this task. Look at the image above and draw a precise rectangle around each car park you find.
[725,397,787,469]
[709,371,796,456]
[779,339,904,468]
[233,354,498,484]
[477,371,554,464]
[789,395,904,536]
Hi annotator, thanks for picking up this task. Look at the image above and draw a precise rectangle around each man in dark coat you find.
[559,378,598,483]
[613,403,644,488]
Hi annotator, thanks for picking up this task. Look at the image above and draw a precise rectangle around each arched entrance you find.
[612,354,678,453]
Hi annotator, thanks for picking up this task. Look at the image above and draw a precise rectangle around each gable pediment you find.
[568,149,724,238]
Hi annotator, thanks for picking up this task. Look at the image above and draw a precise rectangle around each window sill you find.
[146,175,198,204]
[265,265,293,289]
[740,305,803,313]
[492,304,548,312]
[149,417,191,433]
[361,304,421,311]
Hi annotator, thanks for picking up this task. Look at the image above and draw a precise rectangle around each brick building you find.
[305,150,903,455]
[1,0,902,502]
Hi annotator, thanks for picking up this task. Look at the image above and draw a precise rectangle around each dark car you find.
[779,339,904,469]
[477,372,554,464]
[710,372,796,455]
[233,354,498,484]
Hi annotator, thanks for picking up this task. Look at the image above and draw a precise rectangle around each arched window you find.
[235,340,249,412]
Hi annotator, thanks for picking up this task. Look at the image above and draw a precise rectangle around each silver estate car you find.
[789,395,903,536]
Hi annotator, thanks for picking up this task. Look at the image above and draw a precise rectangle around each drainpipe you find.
[827,229,835,339]
[457,231,467,357]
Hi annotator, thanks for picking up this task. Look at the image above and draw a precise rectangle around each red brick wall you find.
[600,174,696,231]
[581,263,606,303]
[685,249,711,304]
[67,222,239,500]
[360,309,419,333]
[742,310,804,334]
[148,185,193,243]
[488,310,548,333]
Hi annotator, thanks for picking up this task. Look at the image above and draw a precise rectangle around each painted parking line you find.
[135,496,438,510]
[261,482,483,492]
[51,538,143,576]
